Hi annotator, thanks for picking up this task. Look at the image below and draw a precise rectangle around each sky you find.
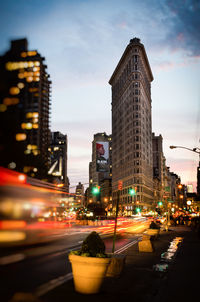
[0,0,200,191]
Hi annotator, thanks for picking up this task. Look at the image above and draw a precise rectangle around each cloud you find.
[162,0,200,56]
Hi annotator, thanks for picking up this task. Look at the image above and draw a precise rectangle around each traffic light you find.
[92,186,100,195]
[129,188,136,196]
[136,207,141,213]
[158,201,163,206]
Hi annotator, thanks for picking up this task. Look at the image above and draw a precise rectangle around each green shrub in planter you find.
[149,221,160,229]
[69,231,109,258]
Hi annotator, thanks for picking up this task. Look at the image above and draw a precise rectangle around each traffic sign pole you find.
[112,189,119,253]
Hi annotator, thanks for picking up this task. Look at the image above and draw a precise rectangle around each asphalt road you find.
[0,228,142,302]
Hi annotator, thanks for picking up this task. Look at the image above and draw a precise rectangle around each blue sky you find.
[0,0,200,191]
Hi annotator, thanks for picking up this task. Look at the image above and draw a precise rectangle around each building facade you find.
[75,182,85,206]
[109,38,154,213]
[48,131,69,190]
[0,38,51,179]
[152,133,165,207]
[88,132,112,208]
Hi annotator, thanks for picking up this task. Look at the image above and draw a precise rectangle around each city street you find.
[0,1,200,302]
[0,223,146,301]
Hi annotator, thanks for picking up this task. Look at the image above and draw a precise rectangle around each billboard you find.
[96,141,109,172]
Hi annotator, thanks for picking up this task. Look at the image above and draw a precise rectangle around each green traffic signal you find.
[158,201,163,206]
[136,207,141,213]
[129,188,136,196]
[92,186,100,195]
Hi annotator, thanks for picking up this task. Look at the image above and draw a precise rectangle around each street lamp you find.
[169,145,200,155]
[170,144,200,209]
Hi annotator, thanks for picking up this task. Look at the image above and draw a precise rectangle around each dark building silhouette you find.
[197,162,200,198]
[48,131,69,190]
[0,38,51,179]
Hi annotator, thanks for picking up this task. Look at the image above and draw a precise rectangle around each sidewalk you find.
[41,225,200,302]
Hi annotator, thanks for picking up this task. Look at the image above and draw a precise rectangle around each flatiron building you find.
[109,38,154,214]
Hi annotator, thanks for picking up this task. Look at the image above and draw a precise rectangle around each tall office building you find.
[48,131,69,190]
[0,38,51,179]
[89,132,112,205]
[75,182,85,205]
[152,133,164,204]
[109,38,154,212]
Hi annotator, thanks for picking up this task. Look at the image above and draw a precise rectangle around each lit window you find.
[19,62,25,69]
[0,104,7,112]
[6,62,12,70]
[8,162,16,169]
[28,61,34,67]
[32,112,39,118]
[27,51,37,56]
[16,133,27,141]
[29,88,38,92]
[18,82,24,89]
[26,77,33,82]
[18,73,24,79]
[34,61,40,66]
[21,52,27,58]
[27,145,37,150]
[33,150,39,156]
[3,98,19,105]
[26,123,32,129]
[23,166,32,173]
[9,87,20,95]
[32,124,38,129]
[26,112,33,118]
[24,149,31,154]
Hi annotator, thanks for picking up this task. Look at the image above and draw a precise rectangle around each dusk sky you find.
[0,0,200,191]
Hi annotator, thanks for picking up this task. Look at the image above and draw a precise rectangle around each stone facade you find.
[109,38,154,213]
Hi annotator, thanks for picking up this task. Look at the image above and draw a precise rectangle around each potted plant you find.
[68,231,111,294]
[146,220,160,238]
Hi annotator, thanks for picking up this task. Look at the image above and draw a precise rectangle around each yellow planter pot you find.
[106,254,126,278]
[146,228,160,238]
[69,254,111,294]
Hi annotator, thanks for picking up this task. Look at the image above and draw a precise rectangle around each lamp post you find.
[170,144,200,204]
[169,145,200,156]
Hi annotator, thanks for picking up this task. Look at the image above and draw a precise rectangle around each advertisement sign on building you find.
[96,141,109,172]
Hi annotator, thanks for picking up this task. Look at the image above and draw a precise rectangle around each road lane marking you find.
[34,272,73,297]
[0,253,25,265]
[33,237,141,297]
[115,238,140,254]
